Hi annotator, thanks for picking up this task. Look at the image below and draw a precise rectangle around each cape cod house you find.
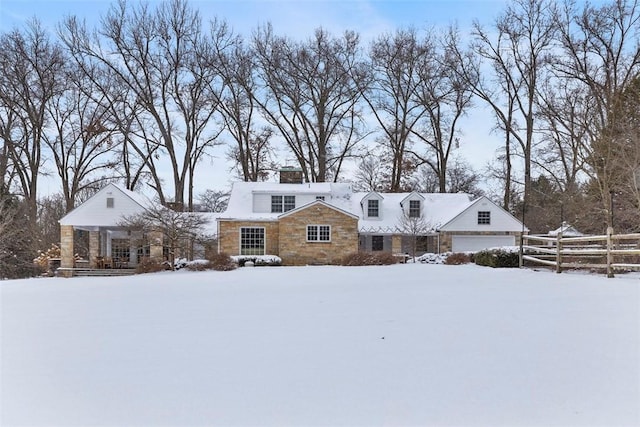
[58,170,527,271]
[216,168,528,265]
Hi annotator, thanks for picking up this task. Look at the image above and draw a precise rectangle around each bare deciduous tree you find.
[451,0,557,209]
[211,24,275,182]
[120,204,210,269]
[60,0,226,210]
[554,0,640,229]
[253,25,369,182]
[45,64,120,212]
[0,20,65,222]
[364,28,430,192]
[396,210,433,262]
[197,189,230,213]
[409,27,473,193]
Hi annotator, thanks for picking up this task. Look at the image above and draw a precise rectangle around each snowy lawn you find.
[1,264,639,426]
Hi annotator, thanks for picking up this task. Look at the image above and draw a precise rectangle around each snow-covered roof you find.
[279,199,359,220]
[219,181,353,221]
[549,222,584,237]
[59,183,155,227]
[217,181,477,233]
[355,192,473,233]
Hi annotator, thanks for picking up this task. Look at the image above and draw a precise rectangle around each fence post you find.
[519,233,524,268]
[556,231,562,273]
[606,226,614,278]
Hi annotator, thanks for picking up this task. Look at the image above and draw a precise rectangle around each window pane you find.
[271,196,283,213]
[319,226,330,241]
[368,199,379,217]
[478,211,491,225]
[284,195,296,211]
[241,227,265,255]
[106,197,114,208]
[409,200,420,217]
[307,225,318,241]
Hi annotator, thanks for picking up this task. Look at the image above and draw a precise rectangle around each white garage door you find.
[451,235,516,252]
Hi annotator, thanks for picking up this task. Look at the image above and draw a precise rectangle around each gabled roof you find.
[214,181,527,234]
[219,181,353,221]
[359,191,384,203]
[355,192,473,233]
[59,183,154,227]
[400,191,425,206]
[438,195,528,232]
[278,199,359,220]
[549,222,583,237]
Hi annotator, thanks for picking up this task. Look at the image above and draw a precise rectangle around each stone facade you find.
[278,204,358,265]
[60,225,75,271]
[218,220,280,256]
[148,230,164,261]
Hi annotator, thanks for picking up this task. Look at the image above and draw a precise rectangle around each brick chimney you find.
[279,166,303,184]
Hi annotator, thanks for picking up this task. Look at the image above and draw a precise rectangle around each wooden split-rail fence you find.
[520,227,640,278]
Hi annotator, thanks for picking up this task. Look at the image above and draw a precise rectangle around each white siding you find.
[252,193,329,213]
[440,197,523,232]
[59,184,147,227]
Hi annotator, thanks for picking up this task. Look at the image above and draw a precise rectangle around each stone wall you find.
[278,204,358,265]
[60,225,75,271]
[218,220,279,256]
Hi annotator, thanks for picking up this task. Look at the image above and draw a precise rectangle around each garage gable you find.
[439,196,526,233]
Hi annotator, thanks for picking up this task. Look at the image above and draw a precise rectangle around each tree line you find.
[1,0,639,278]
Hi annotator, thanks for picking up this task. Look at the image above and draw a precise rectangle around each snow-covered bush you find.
[474,248,519,268]
[415,252,449,264]
[209,253,238,271]
[184,259,212,271]
[230,255,282,267]
[136,258,167,274]
[340,252,398,266]
[444,252,473,265]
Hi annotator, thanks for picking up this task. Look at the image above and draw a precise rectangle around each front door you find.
[372,235,384,251]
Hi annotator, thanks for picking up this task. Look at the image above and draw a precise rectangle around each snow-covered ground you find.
[1,264,638,426]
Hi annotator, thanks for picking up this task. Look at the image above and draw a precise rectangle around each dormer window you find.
[271,195,295,213]
[409,200,421,218]
[367,199,379,217]
[106,197,114,208]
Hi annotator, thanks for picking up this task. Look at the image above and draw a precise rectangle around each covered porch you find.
[59,225,163,277]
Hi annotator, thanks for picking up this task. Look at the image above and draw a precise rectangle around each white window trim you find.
[408,200,421,218]
[271,195,296,213]
[478,211,491,225]
[239,226,266,255]
[106,197,114,208]
[366,198,380,219]
[306,224,331,242]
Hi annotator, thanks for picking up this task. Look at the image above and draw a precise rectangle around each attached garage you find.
[451,235,516,252]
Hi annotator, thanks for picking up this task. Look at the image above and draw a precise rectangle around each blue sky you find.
[1,1,509,37]
[0,0,510,195]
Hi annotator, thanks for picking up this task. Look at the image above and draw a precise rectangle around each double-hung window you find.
[271,195,296,213]
[240,227,265,255]
[367,199,379,218]
[409,200,421,218]
[307,225,331,242]
[478,211,491,225]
